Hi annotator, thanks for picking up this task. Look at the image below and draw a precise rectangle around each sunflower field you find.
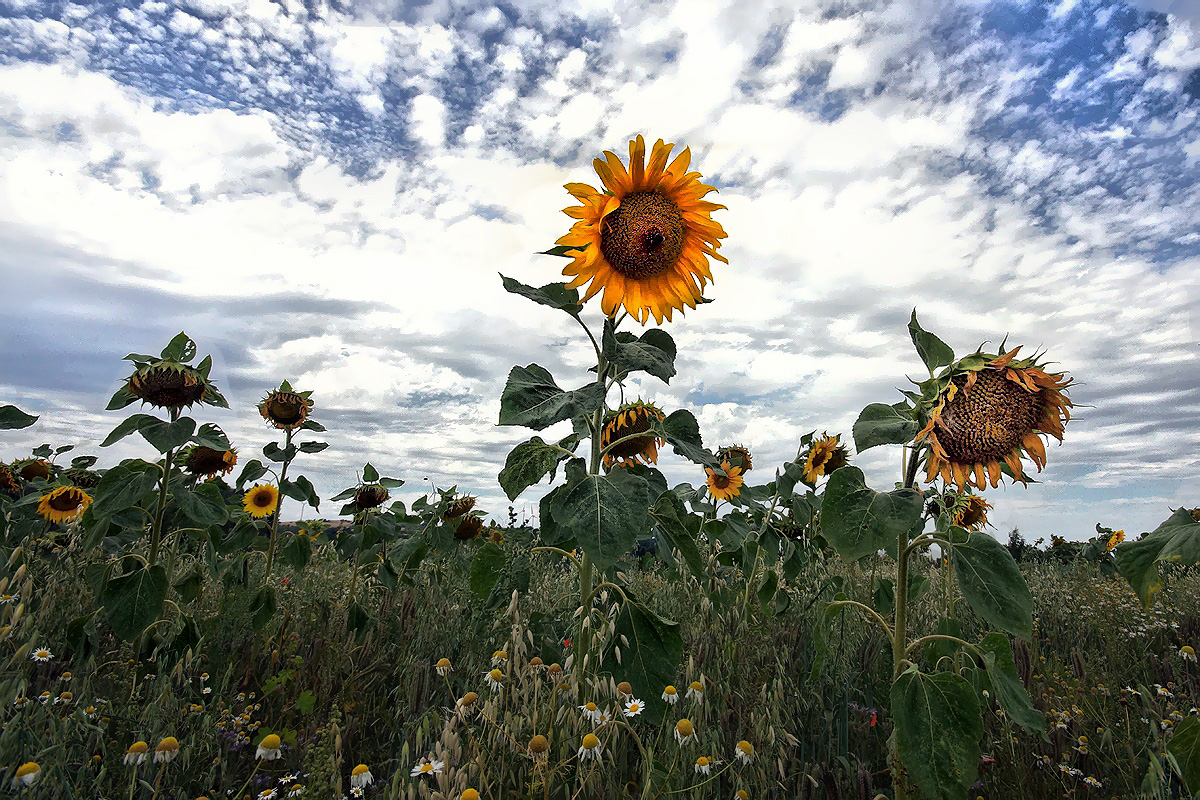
[2,135,1199,800]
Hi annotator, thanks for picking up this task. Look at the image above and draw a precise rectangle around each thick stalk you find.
[577,342,609,671]
[890,444,924,800]
[148,407,181,566]
[264,428,293,583]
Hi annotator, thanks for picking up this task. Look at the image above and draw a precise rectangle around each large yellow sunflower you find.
[36,486,93,524]
[802,433,850,484]
[917,347,1073,491]
[557,135,728,324]
[242,484,279,518]
[601,401,666,469]
[951,494,992,531]
[704,460,744,501]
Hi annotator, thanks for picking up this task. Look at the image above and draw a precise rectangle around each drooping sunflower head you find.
[0,464,18,497]
[1106,529,1125,552]
[601,401,666,469]
[15,459,53,483]
[950,494,992,531]
[442,495,477,521]
[454,515,484,541]
[126,364,209,410]
[354,484,389,511]
[558,135,728,325]
[715,444,753,472]
[258,384,313,431]
[36,486,93,524]
[242,484,279,519]
[801,433,850,484]
[704,460,745,501]
[184,446,238,480]
[62,467,101,489]
[917,346,1073,491]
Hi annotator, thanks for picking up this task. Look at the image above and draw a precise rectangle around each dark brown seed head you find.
[599,191,686,280]
[354,484,389,510]
[129,367,206,409]
[936,369,1040,464]
[259,391,310,430]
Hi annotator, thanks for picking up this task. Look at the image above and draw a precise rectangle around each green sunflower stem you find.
[890,443,924,800]
[147,407,181,567]
[264,428,293,584]
[577,349,608,673]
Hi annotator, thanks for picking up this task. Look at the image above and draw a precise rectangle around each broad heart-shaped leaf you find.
[236,459,268,489]
[160,331,197,362]
[852,403,919,453]
[648,491,707,581]
[173,482,229,527]
[549,460,650,572]
[292,475,320,509]
[102,564,168,641]
[1116,508,1200,609]
[218,519,260,555]
[537,483,574,547]
[263,441,297,463]
[908,309,955,373]
[249,585,276,631]
[0,404,38,430]
[978,632,1047,739]
[106,384,140,411]
[191,422,231,450]
[499,274,583,315]
[469,542,506,599]
[498,364,605,431]
[821,467,922,562]
[606,590,683,723]
[891,666,982,800]
[91,462,160,518]
[138,416,196,453]
[101,413,160,447]
[280,534,311,570]
[951,528,1033,639]
[362,463,379,482]
[498,436,563,501]
[602,320,677,384]
[1167,716,1200,795]
[298,440,328,454]
[657,410,717,466]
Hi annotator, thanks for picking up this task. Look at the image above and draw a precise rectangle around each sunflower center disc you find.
[600,191,685,280]
[711,474,731,489]
[49,491,81,512]
[938,370,1040,463]
[254,493,273,508]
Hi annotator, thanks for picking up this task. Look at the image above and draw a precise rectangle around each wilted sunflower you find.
[951,494,992,530]
[354,484,389,510]
[917,347,1073,491]
[715,444,753,472]
[455,515,484,540]
[242,484,279,519]
[601,401,665,469]
[258,386,313,431]
[62,467,101,489]
[36,486,92,524]
[0,464,19,497]
[15,459,53,482]
[127,365,208,409]
[184,446,238,480]
[557,135,728,324]
[442,495,477,520]
[705,460,744,501]
[801,434,850,484]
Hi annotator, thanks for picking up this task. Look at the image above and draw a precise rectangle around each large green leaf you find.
[191,423,231,450]
[0,405,38,430]
[549,460,650,572]
[1167,716,1200,795]
[1116,508,1200,609]
[908,310,955,373]
[852,403,919,453]
[498,436,563,501]
[499,274,583,315]
[138,417,196,453]
[603,321,677,384]
[656,410,716,466]
[951,529,1033,639]
[100,414,160,447]
[90,462,160,518]
[607,593,683,722]
[469,542,506,599]
[249,585,276,631]
[821,467,922,562]
[648,491,706,581]
[498,364,605,431]
[102,564,168,641]
[173,482,229,527]
[891,666,982,800]
[160,331,197,362]
[978,633,1046,739]
[217,519,260,555]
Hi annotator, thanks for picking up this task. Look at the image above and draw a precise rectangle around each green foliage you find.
[498,364,605,430]
[821,466,923,561]
[1168,717,1200,795]
[951,528,1034,639]
[891,666,982,800]
[1116,508,1200,609]
[0,404,38,430]
[908,309,956,373]
[549,459,650,572]
[101,563,168,641]
[852,403,919,453]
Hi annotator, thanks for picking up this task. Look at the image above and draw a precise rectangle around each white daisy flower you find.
[686,680,704,704]
[409,759,440,779]
[623,699,645,717]
[662,685,678,705]
[735,740,754,764]
[30,647,53,663]
[578,701,603,725]
[577,733,602,761]
[675,719,696,746]
[485,668,504,692]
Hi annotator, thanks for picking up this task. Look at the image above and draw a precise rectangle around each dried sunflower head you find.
[109,334,228,412]
[601,401,665,469]
[258,382,314,431]
[183,446,238,479]
[354,484,389,510]
[715,444,753,472]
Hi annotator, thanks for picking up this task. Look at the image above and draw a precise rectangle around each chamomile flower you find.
[10,762,40,788]
[256,734,283,761]
[435,658,452,677]
[462,790,480,800]
[1182,645,1198,663]
[286,786,303,798]
[409,759,439,779]
[695,756,712,775]
[675,719,696,746]
[256,790,277,800]
[687,680,704,703]
[279,772,300,784]
[30,647,53,663]
[491,649,508,666]
[578,733,602,761]
[529,734,550,764]
[662,685,679,705]
[1084,776,1103,789]
[735,740,754,764]
[124,741,149,766]
[485,668,505,692]
[616,681,633,698]
[153,736,180,763]
[624,698,645,717]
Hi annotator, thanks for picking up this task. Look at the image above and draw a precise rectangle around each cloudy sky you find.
[1,0,1197,542]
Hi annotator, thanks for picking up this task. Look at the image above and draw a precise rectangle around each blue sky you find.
[1,0,1197,541]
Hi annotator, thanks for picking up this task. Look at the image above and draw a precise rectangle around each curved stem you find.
[264,428,293,583]
[826,600,894,639]
[903,634,983,660]
[531,546,581,569]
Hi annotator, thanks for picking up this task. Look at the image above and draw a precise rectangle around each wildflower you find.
[616,681,633,698]
[687,680,704,703]
[12,697,27,709]
[705,461,744,501]
[124,741,149,765]
[624,699,645,717]
[662,685,678,705]
[462,791,480,800]
[200,672,209,681]
[491,649,508,666]
[10,762,40,787]
[435,658,452,677]
[801,433,850,484]
[601,402,666,469]
[485,669,504,691]
[675,718,696,746]
[243,485,280,519]
[256,791,277,800]
[60,672,72,682]
[279,772,300,784]
[55,691,73,705]
[0,595,13,604]
[154,737,180,763]
[83,705,97,719]
[203,687,212,695]
[695,756,712,775]
[1182,646,1197,663]
[30,647,53,663]
[1084,776,1103,789]
[529,734,550,763]
[736,792,749,800]
[37,692,50,705]
[259,385,313,431]
[529,656,545,670]
[287,787,302,798]
[352,763,376,785]
[350,789,364,799]
[735,740,754,764]
[256,734,283,761]
[578,732,602,761]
